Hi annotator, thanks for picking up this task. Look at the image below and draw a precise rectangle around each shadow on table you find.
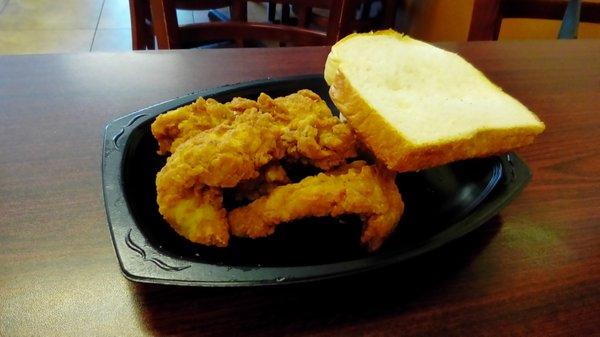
[131,216,503,336]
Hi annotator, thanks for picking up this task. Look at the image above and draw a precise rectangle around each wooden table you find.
[1,40,599,336]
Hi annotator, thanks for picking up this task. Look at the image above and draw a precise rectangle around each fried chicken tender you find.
[157,111,284,188]
[229,161,404,251]
[158,186,229,247]
[256,89,357,170]
[152,89,356,165]
[152,90,360,247]
[151,97,258,155]
[155,111,284,246]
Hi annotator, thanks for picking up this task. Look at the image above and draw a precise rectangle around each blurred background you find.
[0,0,598,55]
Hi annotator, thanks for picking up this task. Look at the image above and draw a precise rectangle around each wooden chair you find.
[468,0,600,41]
[138,0,398,49]
[130,0,155,49]
[130,0,242,49]
[269,0,398,32]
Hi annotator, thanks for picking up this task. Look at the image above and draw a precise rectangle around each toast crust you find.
[329,71,542,172]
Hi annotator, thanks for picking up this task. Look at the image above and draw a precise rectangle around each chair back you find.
[134,0,399,49]
[468,0,600,40]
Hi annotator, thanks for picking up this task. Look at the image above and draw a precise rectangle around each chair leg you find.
[231,0,248,47]
[230,0,247,21]
[129,0,152,49]
[268,1,276,22]
[329,0,362,42]
[295,4,310,27]
[149,0,180,49]
[468,0,503,41]
[282,2,290,24]
[141,0,155,49]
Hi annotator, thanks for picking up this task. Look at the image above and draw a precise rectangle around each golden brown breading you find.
[152,90,364,248]
[157,186,229,247]
[234,163,291,202]
[155,111,284,246]
[225,97,260,113]
[257,89,357,170]
[152,90,356,167]
[156,111,284,189]
[151,97,237,155]
[228,161,403,251]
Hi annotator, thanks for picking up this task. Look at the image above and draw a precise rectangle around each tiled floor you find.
[0,0,272,54]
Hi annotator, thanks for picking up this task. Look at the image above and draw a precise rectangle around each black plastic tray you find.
[102,74,531,287]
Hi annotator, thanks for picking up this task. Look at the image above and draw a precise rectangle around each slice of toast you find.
[325,30,545,172]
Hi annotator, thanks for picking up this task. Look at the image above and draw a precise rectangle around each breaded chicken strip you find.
[229,161,403,251]
[157,111,284,188]
[155,111,284,246]
[256,89,357,170]
[153,90,356,167]
[158,186,229,247]
[151,96,258,155]
[153,90,358,247]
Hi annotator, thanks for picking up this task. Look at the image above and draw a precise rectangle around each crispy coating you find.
[151,97,245,155]
[256,89,357,169]
[228,161,404,251]
[155,111,284,246]
[157,111,284,189]
[157,186,229,247]
[152,89,357,166]
[234,163,291,202]
[152,90,361,248]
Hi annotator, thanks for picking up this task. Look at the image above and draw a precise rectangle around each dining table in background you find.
[0,40,599,336]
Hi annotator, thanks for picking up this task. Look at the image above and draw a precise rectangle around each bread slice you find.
[325,30,545,172]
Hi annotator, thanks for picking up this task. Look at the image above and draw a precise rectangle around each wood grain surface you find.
[1,41,599,336]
